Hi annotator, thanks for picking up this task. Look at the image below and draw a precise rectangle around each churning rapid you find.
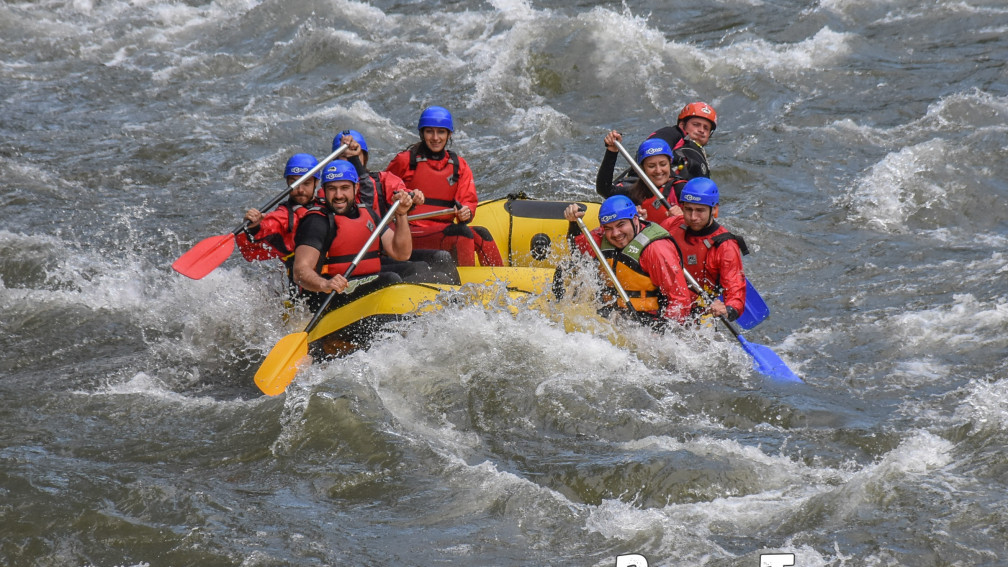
[2,0,1007,565]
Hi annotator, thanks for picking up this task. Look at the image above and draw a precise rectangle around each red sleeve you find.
[379,171,409,208]
[235,210,288,261]
[572,227,604,256]
[658,214,684,233]
[712,240,747,315]
[639,240,694,322]
[454,155,479,217]
[384,151,413,187]
[235,231,273,261]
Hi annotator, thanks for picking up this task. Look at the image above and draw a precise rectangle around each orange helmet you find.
[677,102,717,131]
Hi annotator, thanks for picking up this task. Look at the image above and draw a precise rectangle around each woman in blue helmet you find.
[659,178,748,322]
[384,106,504,267]
[595,134,685,225]
[560,195,693,323]
[236,153,322,295]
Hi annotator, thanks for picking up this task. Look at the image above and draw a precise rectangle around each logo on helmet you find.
[290,167,310,174]
[599,212,618,224]
[683,194,702,202]
[700,105,712,115]
[645,147,662,156]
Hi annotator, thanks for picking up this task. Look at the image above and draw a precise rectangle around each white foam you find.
[708,27,852,74]
[955,378,1008,432]
[891,293,1008,352]
[845,139,951,232]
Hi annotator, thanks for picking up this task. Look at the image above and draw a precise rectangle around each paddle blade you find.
[737,336,803,384]
[732,279,770,330]
[254,332,311,396]
[172,234,236,279]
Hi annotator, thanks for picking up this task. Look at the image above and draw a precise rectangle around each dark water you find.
[2,0,1007,565]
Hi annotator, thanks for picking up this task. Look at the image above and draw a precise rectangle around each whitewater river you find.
[2,0,1007,565]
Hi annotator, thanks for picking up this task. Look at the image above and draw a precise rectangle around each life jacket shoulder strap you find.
[711,231,750,256]
[368,171,386,214]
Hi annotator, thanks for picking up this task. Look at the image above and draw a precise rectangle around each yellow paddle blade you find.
[254,332,310,396]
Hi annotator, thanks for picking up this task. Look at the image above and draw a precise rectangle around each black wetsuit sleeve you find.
[647,126,684,149]
[595,150,619,199]
[294,213,332,251]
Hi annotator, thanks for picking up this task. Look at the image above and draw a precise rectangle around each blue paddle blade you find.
[734,279,770,330]
[737,336,803,383]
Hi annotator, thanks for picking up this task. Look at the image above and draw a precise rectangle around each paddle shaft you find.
[229,143,349,237]
[612,139,674,211]
[300,200,403,334]
[406,207,456,222]
[575,218,635,310]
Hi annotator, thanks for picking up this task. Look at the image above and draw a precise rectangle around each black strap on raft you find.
[408,147,459,185]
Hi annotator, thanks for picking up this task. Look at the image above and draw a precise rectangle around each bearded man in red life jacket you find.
[384,105,504,267]
[292,160,414,312]
[236,153,321,295]
[561,195,693,324]
[660,178,749,322]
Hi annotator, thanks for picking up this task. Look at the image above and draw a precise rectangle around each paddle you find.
[575,217,637,314]
[612,139,769,328]
[406,207,457,222]
[732,279,769,330]
[171,144,349,279]
[253,200,403,396]
[614,140,800,383]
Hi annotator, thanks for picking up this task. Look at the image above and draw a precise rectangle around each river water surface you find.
[2,0,1007,565]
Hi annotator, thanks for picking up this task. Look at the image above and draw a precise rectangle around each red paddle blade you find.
[171,234,236,279]
[254,332,311,396]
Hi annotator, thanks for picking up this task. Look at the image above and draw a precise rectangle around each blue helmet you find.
[598,195,638,225]
[680,177,719,207]
[284,153,320,179]
[321,160,359,185]
[417,106,454,132]
[333,129,368,154]
[635,138,673,164]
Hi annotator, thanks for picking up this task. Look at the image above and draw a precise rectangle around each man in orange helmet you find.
[646,101,718,181]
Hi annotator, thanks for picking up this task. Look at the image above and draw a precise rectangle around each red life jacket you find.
[404,147,461,218]
[664,219,748,298]
[306,206,383,278]
[236,199,314,266]
[641,180,681,224]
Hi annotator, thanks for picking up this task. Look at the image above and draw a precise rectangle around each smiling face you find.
[680,117,714,146]
[421,127,450,153]
[323,180,357,215]
[286,175,318,206]
[601,217,638,249]
[641,154,671,187]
